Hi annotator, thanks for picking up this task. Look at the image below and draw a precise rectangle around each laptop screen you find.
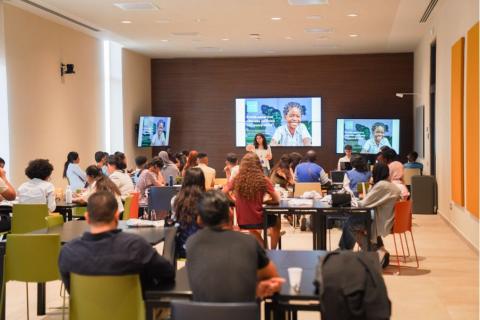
[331,171,346,184]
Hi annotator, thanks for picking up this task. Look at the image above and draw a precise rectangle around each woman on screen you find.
[150,119,167,146]
[252,133,272,175]
[361,122,391,154]
[270,102,312,147]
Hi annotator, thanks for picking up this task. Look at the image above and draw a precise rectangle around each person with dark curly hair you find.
[270,102,311,146]
[18,159,56,212]
[361,122,392,154]
[107,154,134,200]
[223,152,281,249]
[172,167,206,258]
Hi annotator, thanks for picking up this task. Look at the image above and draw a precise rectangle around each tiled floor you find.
[4,214,479,319]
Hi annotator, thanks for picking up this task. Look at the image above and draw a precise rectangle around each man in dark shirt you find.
[186,190,284,302]
[58,191,174,292]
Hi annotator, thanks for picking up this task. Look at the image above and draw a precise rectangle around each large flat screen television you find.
[336,119,400,154]
[137,116,171,147]
[235,97,322,147]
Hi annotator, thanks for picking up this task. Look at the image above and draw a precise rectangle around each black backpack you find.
[315,251,391,320]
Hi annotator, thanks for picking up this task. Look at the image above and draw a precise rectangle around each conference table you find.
[144,250,326,320]
[54,201,87,221]
[263,198,373,250]
[0,220,170,319]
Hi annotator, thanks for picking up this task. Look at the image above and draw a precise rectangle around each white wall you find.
[414,0,479,250]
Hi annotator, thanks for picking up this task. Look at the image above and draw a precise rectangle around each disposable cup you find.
[287,267,302,292]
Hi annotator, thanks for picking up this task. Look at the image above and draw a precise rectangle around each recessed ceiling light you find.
[160,39,169,42]
[155,19,170,23]
[288,0,328,5]
[349,34,359,37]
[347,13,358,17]
[114,2,159,11]
[306,15,321,20]
[271,17,282,21]
[195,18,205,23]
[285,36,293,40]
[221,38,230,41]
[121,20,132,24]
[305,27,333,33]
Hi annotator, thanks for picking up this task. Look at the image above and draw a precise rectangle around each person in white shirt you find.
[337,144,353,170]
[196,153,216,190]
[224,153,239,183]
[18,159,56,212]
[0,166,16,201]
[150,119,168,146]
[107,154,134,200]
[63,151,87,191]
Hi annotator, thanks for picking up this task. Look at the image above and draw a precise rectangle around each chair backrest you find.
[122,195,134,220]
[162,226,177,270]
[148,186,180,212]
[12,204,49,234]
[403,168,422,186]
[129,192,140,219]
[70,273,145,320]
[171,301,259,320]
[293,182,322,197]
[393,200,412,234]
[4,234,61,282]
[45,215,64,229]
[72,206,87,218]
[356,182,371,195]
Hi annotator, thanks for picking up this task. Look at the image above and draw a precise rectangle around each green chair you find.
[1,234,62,319]
[72,206,87,219]
[12,204,49,234]
[70,273,145,320]
[122,195,134,220]
[45,214,65,228]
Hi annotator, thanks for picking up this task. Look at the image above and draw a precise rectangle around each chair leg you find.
[62,286,66,320]
[409,231,420,268]
[392,234,401,274]
[328,228,331,251]
[26,283,29,320]
[398,233,407,263]
[404,233,411,257]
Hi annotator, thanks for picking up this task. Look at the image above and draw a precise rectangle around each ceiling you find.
[8,0,433,58]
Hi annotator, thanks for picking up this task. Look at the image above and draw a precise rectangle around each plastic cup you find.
[287,267,302,292]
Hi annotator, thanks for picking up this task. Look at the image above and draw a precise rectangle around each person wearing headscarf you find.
[158,151,180,185]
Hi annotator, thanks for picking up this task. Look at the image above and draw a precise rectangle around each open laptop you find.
[330,170,346,185]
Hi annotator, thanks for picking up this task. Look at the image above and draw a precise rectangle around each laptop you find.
[330,170,346,185]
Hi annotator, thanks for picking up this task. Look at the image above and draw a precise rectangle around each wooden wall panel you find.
[151,54,414,174]
[450,38,465,206]
[466,22,479,217]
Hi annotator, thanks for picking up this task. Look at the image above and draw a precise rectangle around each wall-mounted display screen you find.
[235,97,322,147]
[336,119,400,154]
[137,116,171,147]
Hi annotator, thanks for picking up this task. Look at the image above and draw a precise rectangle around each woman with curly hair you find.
[173,167,206,257]
[18,159,56,212]
[182,150,199,177]
[223,152,280,249]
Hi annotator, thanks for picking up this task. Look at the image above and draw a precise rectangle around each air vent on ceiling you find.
[305,27,334,33]
[19,0,100,32]
[113,2,159,11]
[288,0,328,5]
[171,32,199,36]
[420,0,438,23]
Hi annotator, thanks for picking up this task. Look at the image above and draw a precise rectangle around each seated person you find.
[337,144,353,170]
[17,159,56,212]
[158,151,180,184]
[270,154,294,189]
[94,151,108,176]
[131,155,148,186]
[338,164,401,267]
[382,149,409,199]
[343,155,372,196]
[59,191,175,292]
[195,153,216,190]
[107,154,134,200]
[135,157,165,205]
[294,150,330,185]
[404,151,423,173]
[224,153,239,183]
[186,190,284,302]
[0,165,16,201]
[270,102,312,146]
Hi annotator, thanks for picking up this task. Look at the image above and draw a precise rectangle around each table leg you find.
[366,210,372,251]
[263,212,269,249]
[317,213,327,250]
[37,283,46,315]
[0,242,5,320]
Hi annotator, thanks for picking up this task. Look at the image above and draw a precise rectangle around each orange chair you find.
[391,200,419,273]
[129,192,140,219]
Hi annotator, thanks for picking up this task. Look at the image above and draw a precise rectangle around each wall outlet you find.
[449,202,453,210]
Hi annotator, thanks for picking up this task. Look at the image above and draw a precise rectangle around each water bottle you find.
[65,185,73,204]
[169,175,174,186]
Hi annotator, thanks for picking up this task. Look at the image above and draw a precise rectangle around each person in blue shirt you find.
[294,150,330,185]
[343,155,372,196]
[63,151,87,191]
[404,151,423,173]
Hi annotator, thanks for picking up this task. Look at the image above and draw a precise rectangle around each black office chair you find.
[171,301,260,320]
[162,226,177,271]
[147,186,180,219]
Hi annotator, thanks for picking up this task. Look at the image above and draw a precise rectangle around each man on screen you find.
[151,119,168,146]
[361,122,391,154]
[270,102,312,146]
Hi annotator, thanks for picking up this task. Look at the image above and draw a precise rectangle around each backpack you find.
[315,251,391,320]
